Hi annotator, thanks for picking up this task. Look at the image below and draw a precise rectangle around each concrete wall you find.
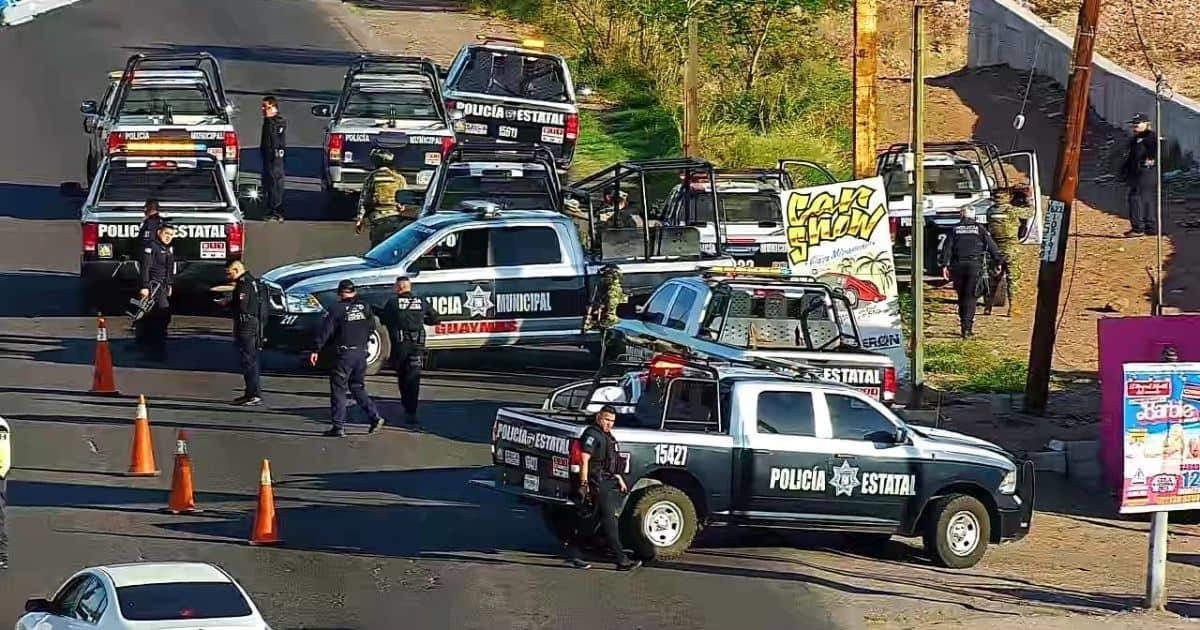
[968,0,1200,164]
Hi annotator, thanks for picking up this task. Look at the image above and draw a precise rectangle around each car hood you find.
[911,426,1015,467]
[262,256,382,294]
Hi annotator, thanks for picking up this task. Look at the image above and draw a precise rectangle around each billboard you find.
[1120,361,1200,513]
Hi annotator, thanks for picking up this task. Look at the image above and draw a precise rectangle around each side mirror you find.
[311,104,332,117]
[395,190,419,206]
[436,65,449,80]
[578,85,594,98]
[615,302,636,319]
[80,100,98,115]
[60,182,85,198]
[25,598,51,613]
[82,117,96,134]
[895,427,910,444]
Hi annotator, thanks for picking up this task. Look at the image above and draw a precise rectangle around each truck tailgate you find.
[492,408,586,503]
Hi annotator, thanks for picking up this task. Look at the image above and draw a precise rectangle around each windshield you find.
[98,163,225,204]
[882,164,983,197]
[116,583,251,621]
[453,49,570,102]
[691,192,782,224]
[438,172,555,210]
[364,222,438,266]
[119,85,218,117]
[703,287,861,350]
[342,89,440,120]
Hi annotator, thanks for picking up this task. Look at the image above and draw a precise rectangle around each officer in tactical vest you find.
[939,206,1005,338]
[381,276,439,426]
[356,149,410,247]
[138,222,176,361]
[987,188,1032,285]
[310,280,386,437]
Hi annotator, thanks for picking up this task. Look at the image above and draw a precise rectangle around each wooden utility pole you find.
[1024,0,1103,413]
[852,0,879,179]
[910,3,927,404]
[683,6,701,156]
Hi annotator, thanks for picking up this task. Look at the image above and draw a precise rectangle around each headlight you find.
[999,470,1017,494]
[284,292,323,313]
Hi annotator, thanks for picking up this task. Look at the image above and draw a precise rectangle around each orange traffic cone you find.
[125,395,160,477]
[165,430,199,513]
[90,315,119,396]
[249,459,280,545]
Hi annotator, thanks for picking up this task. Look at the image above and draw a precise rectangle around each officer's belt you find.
[367,206,400,221]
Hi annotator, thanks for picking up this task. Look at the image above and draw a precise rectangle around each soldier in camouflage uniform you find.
[987,187,1032,284]
[584,264,625,362]
[355,149,411,247]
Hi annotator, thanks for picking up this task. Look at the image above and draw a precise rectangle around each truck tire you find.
[623,485,698,561]
[364,320,390,376]
[923,494,991,569]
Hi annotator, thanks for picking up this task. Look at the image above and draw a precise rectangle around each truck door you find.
[816,390,921,528]
[732,386,832,519]
[993,150,1044,244]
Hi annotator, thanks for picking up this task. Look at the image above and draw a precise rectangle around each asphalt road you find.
[0,1,854,628]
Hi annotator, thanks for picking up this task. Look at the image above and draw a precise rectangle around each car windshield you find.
[116,582,252,621]
[438,172,555,211]
[453,49,570,102]
[691,191,782,224]
[702,286,861,350]
[883,164,983,196]
[364,222,439,266]
[97,162,225,205]
[119,85,219,117]
[342,88,441,120]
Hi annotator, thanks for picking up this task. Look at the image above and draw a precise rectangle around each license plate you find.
[98,243,113,259]
[900,217,913,227]
[498,125,519,139]
[859,386,882,398]
[417,170,433,186]
[525,455,538,471]
[206,147,224,160]
[464,123,488,135]
[540,126,564,144]
[424,152,441,166]
[503,449,520,466]
[760,242,788,253]
[771,261,788,268]
[200,241,226,259]
[523,474,539,492]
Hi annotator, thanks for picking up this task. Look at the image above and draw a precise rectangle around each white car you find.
[15,562,269,630]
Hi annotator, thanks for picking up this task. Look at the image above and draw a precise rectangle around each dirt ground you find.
[328,1,1200,627]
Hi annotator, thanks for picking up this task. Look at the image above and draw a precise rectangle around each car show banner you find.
[1120,362,1200,514]
[779,176,909,379]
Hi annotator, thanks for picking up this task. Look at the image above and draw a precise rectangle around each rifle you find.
[127,282,163,324]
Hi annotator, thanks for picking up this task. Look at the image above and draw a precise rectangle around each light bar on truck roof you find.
[475,34,546,50]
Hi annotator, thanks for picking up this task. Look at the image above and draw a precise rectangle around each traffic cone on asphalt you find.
[125,395,160,477]
[165,430,199,513]
[249,459,280,545]
[90,315,119,396]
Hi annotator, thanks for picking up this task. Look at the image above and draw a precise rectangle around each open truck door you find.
[991,150,1044,245]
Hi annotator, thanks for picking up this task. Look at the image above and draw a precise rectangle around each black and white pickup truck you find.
[261,204,734,374]
[609,267,897,404]
[66,149,245,312]
[475,349,1035,569]
[419,143,562,216]
[442,37,581,170]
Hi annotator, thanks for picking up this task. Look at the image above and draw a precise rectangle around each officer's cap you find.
[337,279,356,293]
[1130,112,1150,124]
[370,148,394,166]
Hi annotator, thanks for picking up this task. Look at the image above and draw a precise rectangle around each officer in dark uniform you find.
[1120,112,1158,237]
[138,222,175,360]
[939,206,1004,338]
[220,260,265,406]
[310,280,386,437]
[260,96,287,222]
[566,405,641,571]
[380,276,439,426]
[138,199,162,246]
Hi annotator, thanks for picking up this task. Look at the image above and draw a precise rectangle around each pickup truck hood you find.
[262,256,379,294]
[912,426,1015,467]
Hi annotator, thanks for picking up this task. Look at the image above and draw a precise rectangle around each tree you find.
[710,0,847,91]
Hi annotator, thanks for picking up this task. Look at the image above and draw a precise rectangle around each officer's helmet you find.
[370,149,394,168]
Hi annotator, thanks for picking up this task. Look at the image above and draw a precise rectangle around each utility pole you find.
[1024,0,1103,413]
[910,2,927,405]
[852,0,879,179]
[683,4,701,157]
[1153,72,1170,315]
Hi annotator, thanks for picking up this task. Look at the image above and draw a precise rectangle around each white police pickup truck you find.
[475,347,1034,569]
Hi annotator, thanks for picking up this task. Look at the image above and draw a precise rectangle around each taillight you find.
[82,222,98,253]
[227,222,243,255]
[441,136,456,157]
[106,132,123,154]
[328,133,344,161]
[883,366,897,402]
[569,439,582,473]
[445,99,457,112]
[565,113,579,141]
[889,217,899,239]
[224,131,239,161]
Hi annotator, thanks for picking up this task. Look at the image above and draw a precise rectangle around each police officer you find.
[138,222,175,360]
[355,149,410,247]
[310,280,386,437]
[0,415,10,571]
[138,198,162,246]
[1120,112,1158,237]
[220,260,265,406]
[567,405,640,571]
[939,206,1004,338]
[380,276,439,425]
[260,96,287,222]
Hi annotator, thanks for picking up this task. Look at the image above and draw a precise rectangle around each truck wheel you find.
[624,485,698,561]
[844,286,860,308]
[364,321,390,376]
[923,494,991,569]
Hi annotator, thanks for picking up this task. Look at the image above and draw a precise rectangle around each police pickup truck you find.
[66,149,245,312]
[475,347,1034,569]
[312,56,458,207]
[261,204,733,374]
[610,267,897,404]
[442,37,581,170]
[81,53,239,186]
[419,143,562,216]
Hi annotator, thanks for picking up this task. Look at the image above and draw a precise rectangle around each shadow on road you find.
[0,182,78,220]
[341,0,467,13]
[0,272,82,316]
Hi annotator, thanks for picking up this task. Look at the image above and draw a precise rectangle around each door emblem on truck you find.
[464,285,494,318]
[829,460,861,497]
